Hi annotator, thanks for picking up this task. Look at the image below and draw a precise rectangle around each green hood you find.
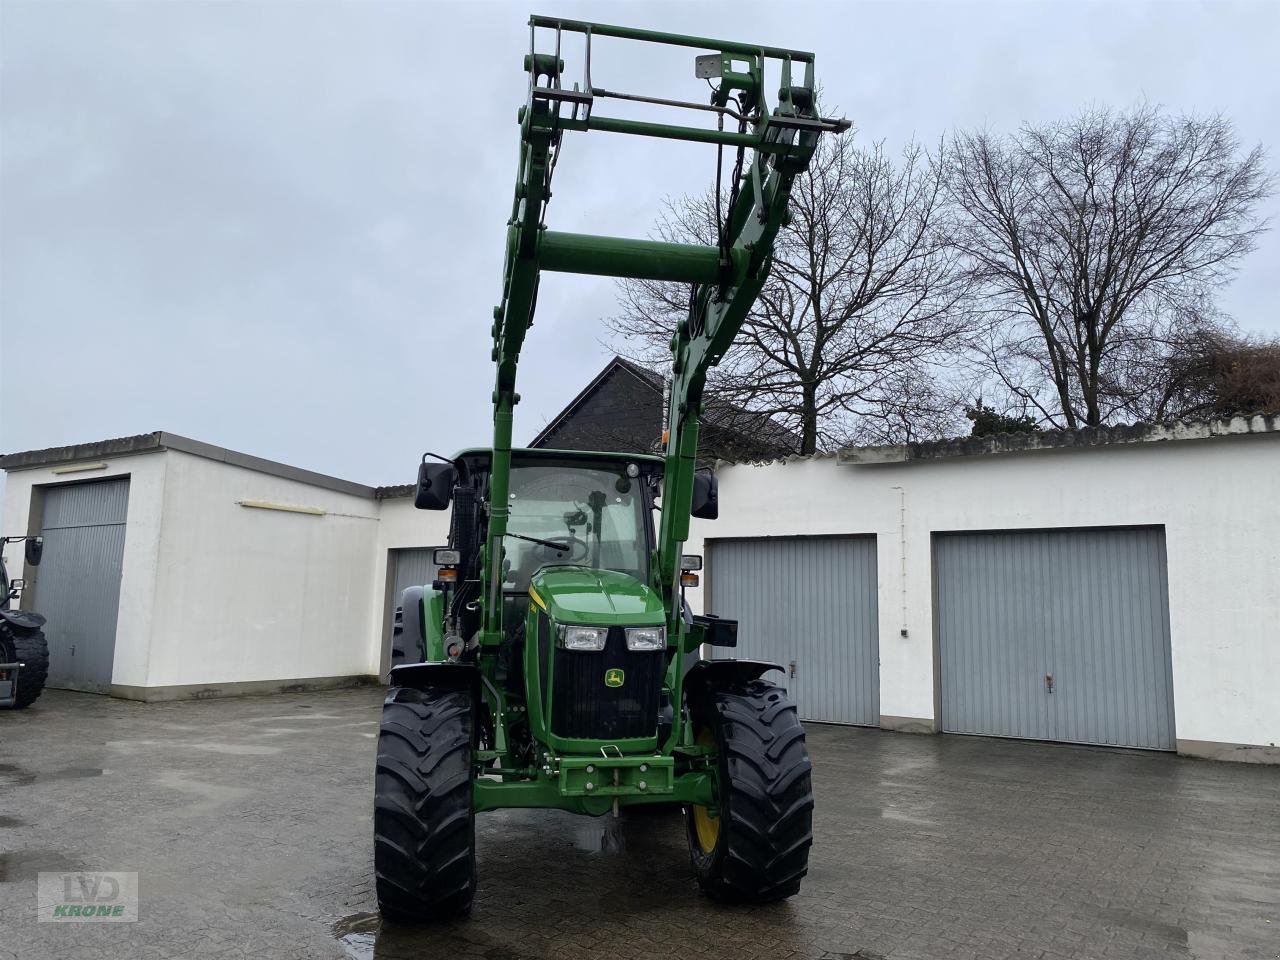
[528,566,665,628]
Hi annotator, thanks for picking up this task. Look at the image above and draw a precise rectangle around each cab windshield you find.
[502,459,649,591]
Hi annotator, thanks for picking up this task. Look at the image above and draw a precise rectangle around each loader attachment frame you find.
[484,16,846,754]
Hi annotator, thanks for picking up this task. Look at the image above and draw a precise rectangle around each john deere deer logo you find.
[604,668,625,688]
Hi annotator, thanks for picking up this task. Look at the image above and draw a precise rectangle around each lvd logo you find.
[38,872,138,922]
[65,873,121,902]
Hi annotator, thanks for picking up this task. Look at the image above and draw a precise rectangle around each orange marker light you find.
[680,572,699,588]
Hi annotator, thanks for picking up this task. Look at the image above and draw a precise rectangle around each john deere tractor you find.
[374,15,847,920]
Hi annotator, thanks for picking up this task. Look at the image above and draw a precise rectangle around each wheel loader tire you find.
[684,678,813,903]
[0,624,49,709]
[374,685,476,922]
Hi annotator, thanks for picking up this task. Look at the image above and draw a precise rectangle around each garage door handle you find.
[789,660,797,679]
[1045,674,1054,693]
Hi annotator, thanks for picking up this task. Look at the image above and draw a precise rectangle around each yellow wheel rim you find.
[692,729,720,854]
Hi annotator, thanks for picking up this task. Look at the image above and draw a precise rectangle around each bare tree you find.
[947,105,1272,428]
[609,134,971,455]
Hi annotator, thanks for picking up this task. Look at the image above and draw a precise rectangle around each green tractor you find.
[374,15,847,920]
[0,536,49,709]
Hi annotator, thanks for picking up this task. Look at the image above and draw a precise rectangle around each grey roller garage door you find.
[935,527,1175,750]
[35,478,130,693]
[707,536,879,725]
[382,547,442,673]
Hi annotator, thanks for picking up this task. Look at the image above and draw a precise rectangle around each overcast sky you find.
[2,0,1277,486]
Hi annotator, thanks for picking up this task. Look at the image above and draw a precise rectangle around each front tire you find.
[685,678,814,902]
[0,625,49,709]
[374,685,476,921]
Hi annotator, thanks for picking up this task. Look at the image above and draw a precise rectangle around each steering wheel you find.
[537,535,590,564]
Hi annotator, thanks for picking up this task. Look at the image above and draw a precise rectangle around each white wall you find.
[1,455,167,689]
[2,449,452,693]
[142,450,387,688]
[689,434,1280,750]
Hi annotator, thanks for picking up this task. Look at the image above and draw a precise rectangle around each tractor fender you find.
[0,609,46,633]
[388,662,480,701]
[399,585,447,661]
[683,658,782,707]
[399,585,426,661]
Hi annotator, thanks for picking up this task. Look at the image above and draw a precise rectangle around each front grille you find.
[549,623,663,740]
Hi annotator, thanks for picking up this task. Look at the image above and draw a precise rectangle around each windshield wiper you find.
[504,531,572,552]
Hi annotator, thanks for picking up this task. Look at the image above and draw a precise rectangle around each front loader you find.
[374,15,847,920]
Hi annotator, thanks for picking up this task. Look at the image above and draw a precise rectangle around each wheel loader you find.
[374,15,847,920]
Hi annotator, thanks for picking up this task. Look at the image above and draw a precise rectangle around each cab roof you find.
[453,447,664,466]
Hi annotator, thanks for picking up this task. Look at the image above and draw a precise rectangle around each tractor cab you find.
[419,447,665,648]
[493,449,661,594]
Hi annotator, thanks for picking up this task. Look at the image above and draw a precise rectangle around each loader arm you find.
[485,15,847,652]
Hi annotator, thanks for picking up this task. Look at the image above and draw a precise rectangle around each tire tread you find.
[687,678,814,903]
[0,626,49,709]
[374,686,476,922]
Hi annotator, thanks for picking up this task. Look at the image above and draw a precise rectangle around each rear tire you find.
[0,625,49,709]
[374,685,476,921]
[684,678,813,902]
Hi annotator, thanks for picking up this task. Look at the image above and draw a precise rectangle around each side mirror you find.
[414,462,456,511]
[8,578,25,598]
[24,538,42,567]
[690,473,718,520]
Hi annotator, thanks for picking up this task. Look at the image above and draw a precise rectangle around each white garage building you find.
[2,417,1277,763]
[0,434,449,700]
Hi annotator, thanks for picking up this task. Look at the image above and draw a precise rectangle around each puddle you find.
[879,807,938,827]
[106,739,279,756]
[43,767,107,781]
[333,912,379,960]
[0,815,27,828]
[186,742,279,756]
[0,849,81,883]
[332,912,541,960]
[248,714,346,723]
[0,763,34,786]
[154,771,252,816]
[252,727,313,738]
[0,763,104,786]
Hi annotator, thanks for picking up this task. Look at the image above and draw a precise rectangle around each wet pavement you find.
[1,687,1277,960]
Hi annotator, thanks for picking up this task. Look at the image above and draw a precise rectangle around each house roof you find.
[837,413,1280,465]
[528,356,663,448]
[530,355,800,459]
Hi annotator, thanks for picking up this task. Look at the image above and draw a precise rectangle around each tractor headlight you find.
[558,625,608,651]
[624,625,666,651]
